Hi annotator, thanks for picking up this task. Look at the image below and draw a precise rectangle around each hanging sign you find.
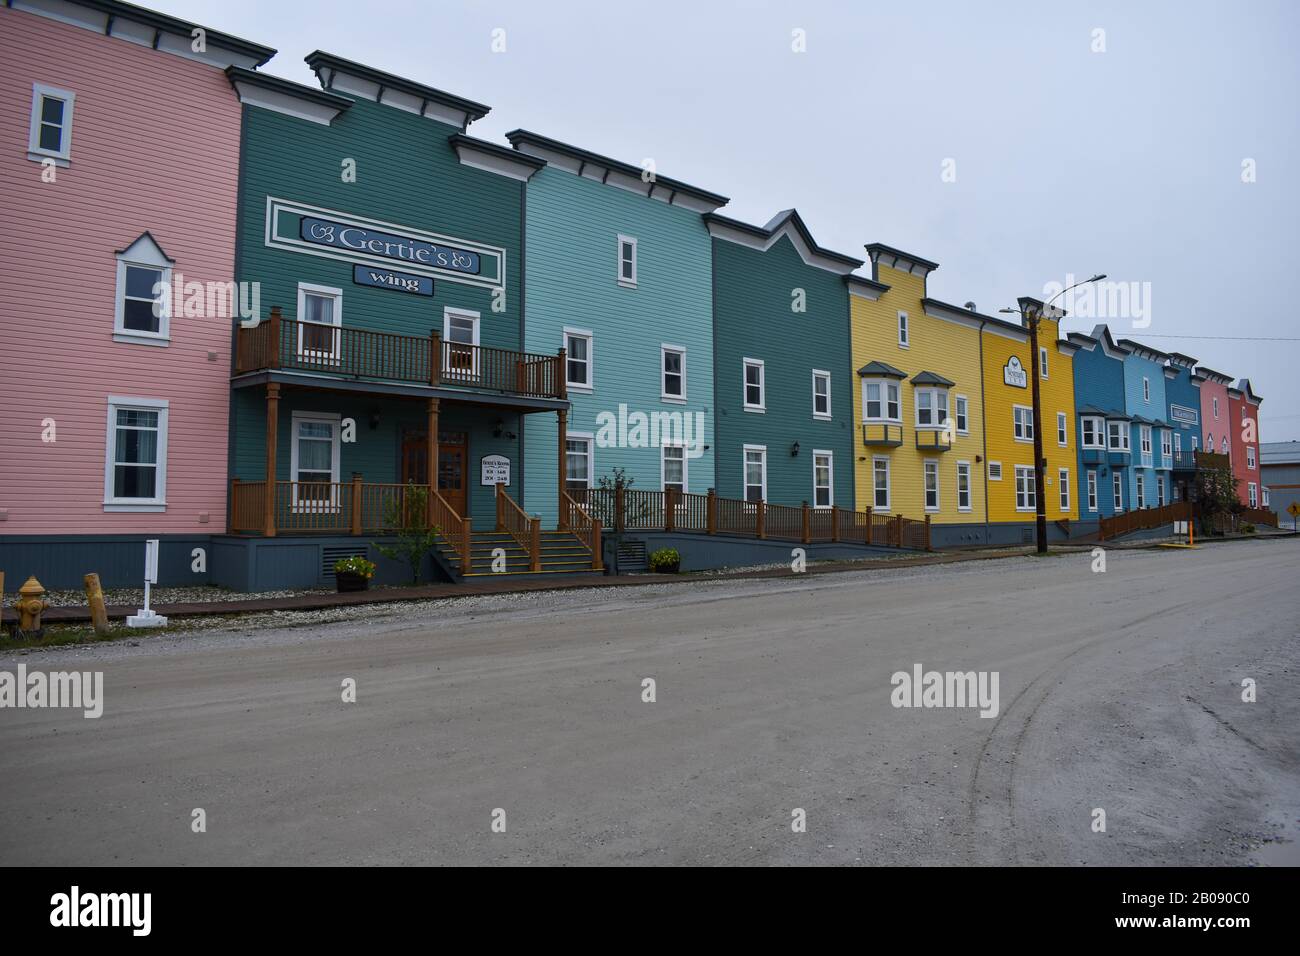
[481,454,510,486]
[1003,356,1027,388]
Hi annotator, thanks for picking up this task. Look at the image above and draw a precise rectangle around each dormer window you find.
[114,233,173,346]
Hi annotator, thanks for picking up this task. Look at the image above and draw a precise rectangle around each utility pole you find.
[1023,299,1049,554]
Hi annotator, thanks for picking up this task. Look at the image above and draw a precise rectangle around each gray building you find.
[1261,440,1300,527]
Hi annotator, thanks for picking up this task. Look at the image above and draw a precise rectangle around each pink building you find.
[0,1,273,586]
[1194,368,1233,463]
[1230,381,1264,509]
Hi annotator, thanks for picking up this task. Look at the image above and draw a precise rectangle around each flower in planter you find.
[648,547,681,572]
[333,555,377,579]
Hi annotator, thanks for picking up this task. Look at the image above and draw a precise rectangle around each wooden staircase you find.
[437,530,602,579]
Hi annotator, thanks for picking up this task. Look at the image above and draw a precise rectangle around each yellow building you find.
[848,245,988,546]
[979,297,1080,541]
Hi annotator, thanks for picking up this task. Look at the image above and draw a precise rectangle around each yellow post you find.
[83,573,109,636]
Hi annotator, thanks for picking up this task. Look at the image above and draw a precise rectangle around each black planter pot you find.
[336,571,370,592]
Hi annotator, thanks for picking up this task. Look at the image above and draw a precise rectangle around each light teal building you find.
[509,131,728,526]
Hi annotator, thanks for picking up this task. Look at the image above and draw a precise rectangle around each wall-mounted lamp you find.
[975,454,983,463]
[791,441,800,457]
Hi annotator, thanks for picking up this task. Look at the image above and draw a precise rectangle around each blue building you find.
[1117,338,1176,510]
[509,131,726,527]
[1067,325,1132,525]
[1163,351,1202,501]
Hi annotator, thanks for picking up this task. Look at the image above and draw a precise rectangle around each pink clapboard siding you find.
[0,7,242,535]
[1199,377,1230,460]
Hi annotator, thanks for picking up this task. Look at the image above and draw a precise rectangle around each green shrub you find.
[1241,523,1256,534]
[648,547,681,572]
[333,555,376,578]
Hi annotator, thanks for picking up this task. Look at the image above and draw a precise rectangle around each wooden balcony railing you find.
[496,482,540,572]
[235,308,565,400]
[569,487,931,550]
[1098,500,1192,540]
[228,476,473,573]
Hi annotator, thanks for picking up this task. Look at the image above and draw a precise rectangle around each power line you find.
[1106,334,1300,342]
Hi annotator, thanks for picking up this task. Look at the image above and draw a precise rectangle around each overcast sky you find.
[174,0,1298,438]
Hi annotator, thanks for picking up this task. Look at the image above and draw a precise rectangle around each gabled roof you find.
[704,209,862,274]
[506,129,728,211]
[844,273,890,300]
[1117,338,1170,362]
[448,133,546,182]
[911,370,955,387]
[306,51,491,129]
[1236,378,1263,403]
[1085,324,1131,360]
[1195,366,1234,385]
[1167,351,1199,368]
[857,361,907,379]
[865,243,939,277]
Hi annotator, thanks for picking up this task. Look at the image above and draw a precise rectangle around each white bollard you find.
[126,539,169,628]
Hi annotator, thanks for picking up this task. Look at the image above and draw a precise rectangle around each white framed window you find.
[1086,470,1098,512]
[1013,405,1034,442]
[617,234,637,287]
[661,443,686,494]
[923,459,940,512]
[1136,474,1146,509]
[1220,436,1229,455]
[872,456,891,510]
[1160,430,1172,462]
[103,396,168,511]
[1058,467,1070,511]
[1156,475,1165,505]
[1212,397,1219,419]
[1247,446,1256,469]
[743,358,765,411]
[1081,416,1104,448]
[564,328,593,390]
[443,306,481,379]
[1248,482,1258,508]
[915,388,949,428]
[1192,435,1199,451]
[662,345,686,401]
[897,311,909,347]
[812,370,831,420]
[297,282,343,362]
[114,234,173,346]
[1140,425,1153,465]
[1057,411,1067,446]
[956,461,972,511]
[28,83,75,165]
[1143,377,1151,402]
[1014,466,1036,512]
[954,395,969,434]
[988,461,1003,481]
[1113,472,1123,512]
[1174,432,1182,455]
[1206,431,1214,450]
[1262,486,1269,507]
[565,433,594,492]
[1039,347,1049,379]
[1108,421,1129,451]
[862,379,901,422]
[813,450,833,509]
[290,411,341,512]
[743,445,767,502]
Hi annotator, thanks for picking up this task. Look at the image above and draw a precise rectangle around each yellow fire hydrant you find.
[14,575,50,638]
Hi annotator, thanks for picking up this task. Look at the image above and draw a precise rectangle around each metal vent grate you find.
[617,539,648,572]
[1021,528,1033,544]
[323,546,368,576]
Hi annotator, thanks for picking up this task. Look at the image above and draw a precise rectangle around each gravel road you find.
[1,538,1296,865]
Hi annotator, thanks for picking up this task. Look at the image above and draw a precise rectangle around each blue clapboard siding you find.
[1122,349,1170,505]
[521,164,715,525]
[1071,337,1128,518]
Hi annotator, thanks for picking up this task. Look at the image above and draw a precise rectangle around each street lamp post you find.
[1002,274,1105,555]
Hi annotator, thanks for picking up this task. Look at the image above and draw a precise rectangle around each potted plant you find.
[333,555,376,592]
[648,547,681,574]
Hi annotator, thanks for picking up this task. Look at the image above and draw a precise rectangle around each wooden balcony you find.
[234,310,565,400]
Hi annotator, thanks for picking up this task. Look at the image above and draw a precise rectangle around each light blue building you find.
[509,131,727,526]
[1067,325,1131,524]
[1117,338,1176,509]
[1163,351,1202,501]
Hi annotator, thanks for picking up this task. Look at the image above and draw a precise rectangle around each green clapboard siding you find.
[230,96,526,528]
[711,234,855,508]
[521,165,715,526]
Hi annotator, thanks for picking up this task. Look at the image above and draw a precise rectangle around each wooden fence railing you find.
[234,308,565,400]
[569,487,930,550]
[496,482,540,572]
[1098,500,1192,540]
[229,477,472,573]
[1240,507,1278,528]
[561,492,603,571]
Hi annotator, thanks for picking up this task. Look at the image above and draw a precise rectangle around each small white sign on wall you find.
[481,454,510,486]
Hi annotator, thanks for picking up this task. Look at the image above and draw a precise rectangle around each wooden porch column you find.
[426,398,440,521]
[801,501,811,544]
[864,506,873,545]
[831,504,840,542]
[706,488,717,535]
[557,408,569,529]
[263,382,280,537]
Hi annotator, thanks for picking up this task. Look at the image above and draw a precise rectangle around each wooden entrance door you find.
[401,430,468,516]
